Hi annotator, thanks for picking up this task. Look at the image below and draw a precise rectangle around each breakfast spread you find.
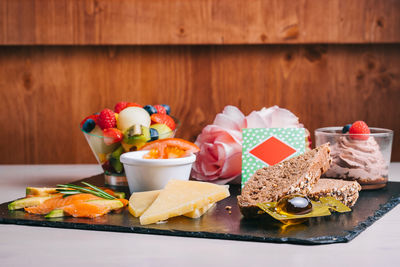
[316,121,392,190]
[4,104,394,240]
[133,180,230,225]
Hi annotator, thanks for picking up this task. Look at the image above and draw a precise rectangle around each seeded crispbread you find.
[308,178,361,207]
[238,143,331,218]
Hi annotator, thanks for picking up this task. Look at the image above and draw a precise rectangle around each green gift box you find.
[241,128,306,187]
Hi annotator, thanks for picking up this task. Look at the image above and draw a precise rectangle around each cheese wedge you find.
[139,180,230,225]
[128,190,161,217]
[129,190,215,218]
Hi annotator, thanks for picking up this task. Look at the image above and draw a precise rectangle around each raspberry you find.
[349,121,370,140]
[114,102,128,113]
[97,109,116,130]
[154,104,167,115]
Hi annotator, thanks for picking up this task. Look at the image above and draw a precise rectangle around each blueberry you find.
[160,104,171,115]
[143,105,157,115]
[342,124,352,133]
[82,119,96,133]
[150,128,159,141]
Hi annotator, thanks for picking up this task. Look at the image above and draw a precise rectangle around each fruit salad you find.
[80,102,178,181]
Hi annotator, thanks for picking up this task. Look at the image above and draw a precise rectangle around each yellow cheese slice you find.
[129,190,161,217]
[139,180,230,225]
[129,190,216,218]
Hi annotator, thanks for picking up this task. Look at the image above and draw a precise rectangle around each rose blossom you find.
[192,105,305,184]
[191,106,245,184]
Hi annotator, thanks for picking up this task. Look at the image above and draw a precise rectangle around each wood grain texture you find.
[0,45,399,163]
[0,0,400,45]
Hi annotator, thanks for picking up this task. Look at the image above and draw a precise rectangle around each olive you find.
[276,195,313,215]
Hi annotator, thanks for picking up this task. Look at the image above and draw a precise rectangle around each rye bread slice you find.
[238,143,331,218]
[308,178,361,207]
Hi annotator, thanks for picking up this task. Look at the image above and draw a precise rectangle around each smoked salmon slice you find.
[25,193,101,215]
[63,202,111,218]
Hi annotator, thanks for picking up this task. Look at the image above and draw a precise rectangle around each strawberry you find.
[103,128,123,145]
[349,121,370,140]
[150,114,176,130]
[114,102,129,113]
[160,104,171,115]
[154,104,167,115]
[127,102,142,108]
[154,105,167,114]
[97,108,117,130]
[115,102,142,113]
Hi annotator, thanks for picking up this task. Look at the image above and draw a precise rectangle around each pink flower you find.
[192,105,306,184]
[246,106,303,128]
[191,106,245,184]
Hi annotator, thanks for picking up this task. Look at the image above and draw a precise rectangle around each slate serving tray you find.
[1,174,399,245]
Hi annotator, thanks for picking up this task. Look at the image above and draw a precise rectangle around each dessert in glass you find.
[315,121,393,190]
[80,102,179,186]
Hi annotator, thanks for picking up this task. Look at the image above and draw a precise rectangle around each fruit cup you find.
[315,127,393,190]
[80,116,180,186]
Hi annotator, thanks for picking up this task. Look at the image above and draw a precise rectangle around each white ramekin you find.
[120,151,196,193]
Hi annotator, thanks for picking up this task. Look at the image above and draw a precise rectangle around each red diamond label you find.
[249,136,297,166]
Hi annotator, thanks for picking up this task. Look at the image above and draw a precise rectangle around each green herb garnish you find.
[56,182,116,200]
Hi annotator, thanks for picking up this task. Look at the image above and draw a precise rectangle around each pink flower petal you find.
[245,111,267,128]
[219,151,242,179]
[213,113,242,132]
[213,105,246,129]
[258,106,302,128]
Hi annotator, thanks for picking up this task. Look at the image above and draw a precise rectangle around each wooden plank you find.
[0,45,399,163]
[0,0,399,45]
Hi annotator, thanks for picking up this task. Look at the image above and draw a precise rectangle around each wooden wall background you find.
[0,0,399,164]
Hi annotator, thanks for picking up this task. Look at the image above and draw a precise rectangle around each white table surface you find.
[1,164,399,267]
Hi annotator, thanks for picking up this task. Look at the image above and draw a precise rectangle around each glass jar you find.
[315,127,393,190]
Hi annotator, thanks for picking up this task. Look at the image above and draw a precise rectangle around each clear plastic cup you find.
[80,116,180,186]
[315,127,393,190]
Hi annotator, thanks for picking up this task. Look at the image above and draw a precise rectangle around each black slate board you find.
[1,174,399,245]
